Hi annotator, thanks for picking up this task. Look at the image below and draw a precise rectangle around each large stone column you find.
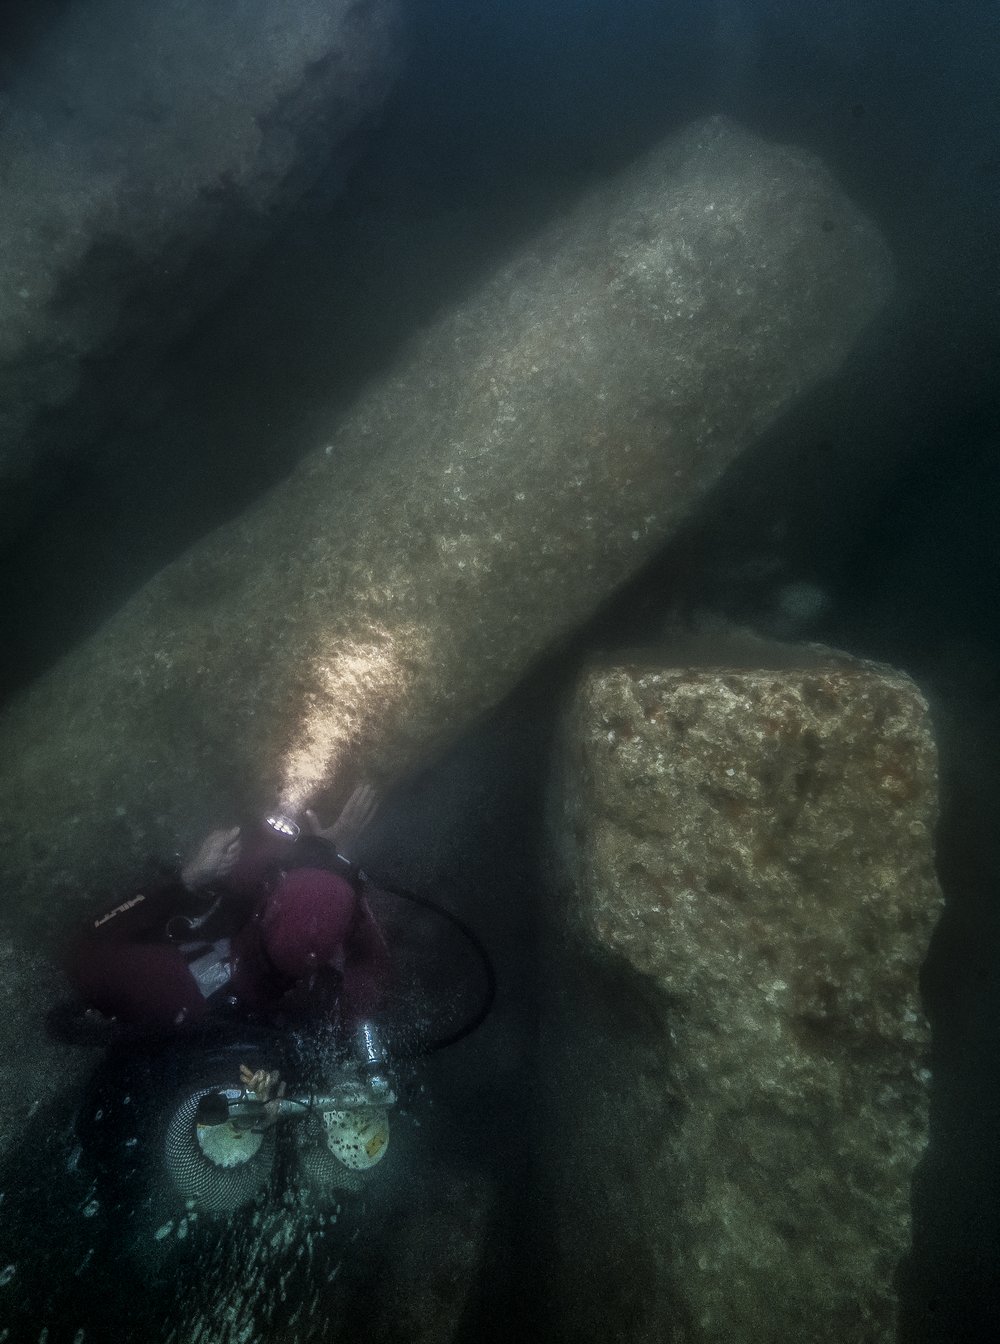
[543,649,942,1342]
[0,117,891,924]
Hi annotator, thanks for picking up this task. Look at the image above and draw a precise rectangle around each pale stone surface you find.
[0,117,892,943]
[0,0,400,544]
[0,941,82,1163]
[543,651,941,1342]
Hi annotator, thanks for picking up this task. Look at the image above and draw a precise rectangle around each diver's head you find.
[259,867,354,979]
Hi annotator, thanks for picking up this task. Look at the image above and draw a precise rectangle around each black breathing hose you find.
[360,873,498,1054]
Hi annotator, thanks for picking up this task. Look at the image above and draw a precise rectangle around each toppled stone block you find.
[544,653,941,1343]
[0,117,891,928]
[0,0,400,546]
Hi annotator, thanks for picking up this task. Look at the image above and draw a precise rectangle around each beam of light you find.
[276,624,428,814]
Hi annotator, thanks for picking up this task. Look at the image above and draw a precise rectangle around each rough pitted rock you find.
[0,117,891,932]
[543,652,942,1344]
[0,941,81,1163]
[0,0,400,545]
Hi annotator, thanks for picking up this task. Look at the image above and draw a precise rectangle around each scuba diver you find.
[63,785,402,1209]
[56,783,494,1216]
[66,784,387,1043]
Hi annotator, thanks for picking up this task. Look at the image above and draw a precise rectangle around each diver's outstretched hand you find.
[239,1064,285,1126]
[305,783,379,855]
[181,826,241,891]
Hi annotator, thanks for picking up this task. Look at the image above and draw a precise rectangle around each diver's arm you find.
[79,878,189,946]
[304,783,379,855]
[78,828,240,948]
[180,826,241,890]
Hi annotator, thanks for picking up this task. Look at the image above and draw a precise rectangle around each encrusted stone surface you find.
[0,117,891,932]
[0,941,81,1164]
[544,654,941,1343]
[0,0,400,544]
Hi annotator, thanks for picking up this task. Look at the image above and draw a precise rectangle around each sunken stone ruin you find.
[542,650,941,1343]
[0,116,892,939]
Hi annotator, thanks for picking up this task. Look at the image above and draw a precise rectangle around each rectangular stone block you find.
[544,652,942,1343]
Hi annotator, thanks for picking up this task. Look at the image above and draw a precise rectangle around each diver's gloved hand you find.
[181,826,242,890]
[239,1064,282,1098]
[239,1064,286,1126]
[304,783,379,857]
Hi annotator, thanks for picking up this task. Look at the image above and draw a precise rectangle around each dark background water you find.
[1,1,998,1340]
